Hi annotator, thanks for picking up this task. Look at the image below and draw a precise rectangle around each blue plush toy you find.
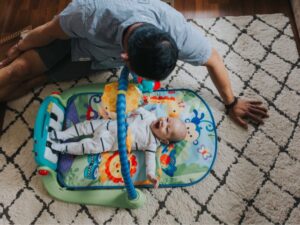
[131,72,160,92]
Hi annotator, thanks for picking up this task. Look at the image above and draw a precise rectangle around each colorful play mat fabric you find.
[57,89,217,189]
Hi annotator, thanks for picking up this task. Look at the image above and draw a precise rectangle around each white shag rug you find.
[1,14,300,225]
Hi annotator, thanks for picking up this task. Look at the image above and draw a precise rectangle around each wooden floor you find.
[0,0,298,34]
[0,0,299,132]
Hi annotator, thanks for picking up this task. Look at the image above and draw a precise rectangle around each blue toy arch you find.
[116,66,137,200]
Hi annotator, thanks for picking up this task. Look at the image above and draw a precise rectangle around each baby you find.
[49,107,187,188]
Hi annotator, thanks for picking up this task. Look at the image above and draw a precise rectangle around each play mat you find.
[54,87,217,189]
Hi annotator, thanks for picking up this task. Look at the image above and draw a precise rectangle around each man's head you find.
[121,23,178,81]
[150,117,187,145]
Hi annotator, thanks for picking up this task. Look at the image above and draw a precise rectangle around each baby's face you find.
[150,117,187,144]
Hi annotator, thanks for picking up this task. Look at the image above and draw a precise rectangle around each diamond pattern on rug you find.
[0,13,299,225]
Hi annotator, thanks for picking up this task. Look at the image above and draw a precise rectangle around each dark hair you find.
[127,23,178,80]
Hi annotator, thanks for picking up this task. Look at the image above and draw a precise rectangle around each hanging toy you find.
[134,76,160,92]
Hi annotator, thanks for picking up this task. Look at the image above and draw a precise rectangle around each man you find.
[0,0,268,129]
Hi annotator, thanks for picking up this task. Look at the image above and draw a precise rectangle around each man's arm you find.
[0,17,69,67]
[204,48,235,104]
[204,48,269,129]
[17,16,69,51]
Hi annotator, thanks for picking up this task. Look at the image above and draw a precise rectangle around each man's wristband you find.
[225,96,238,114]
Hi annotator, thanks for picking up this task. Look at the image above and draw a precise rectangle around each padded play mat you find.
[52,85,217,189]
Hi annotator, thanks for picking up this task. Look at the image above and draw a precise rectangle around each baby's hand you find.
[147,174,159,189]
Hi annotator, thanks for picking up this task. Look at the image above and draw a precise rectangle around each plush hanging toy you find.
[136,77,160,92]
[99,82,142,119]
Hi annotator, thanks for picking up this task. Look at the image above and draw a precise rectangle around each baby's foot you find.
[48,128,62,143]
[48,127,57,139]
[147,174,159,189]
[46,141,65,153]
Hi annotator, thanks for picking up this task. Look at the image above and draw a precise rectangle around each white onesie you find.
[50,107,160,177]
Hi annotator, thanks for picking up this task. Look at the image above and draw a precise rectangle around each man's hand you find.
[204,49,269,128]
[0,43,22,68]
[228,99,269,129]
[0,17,69,69]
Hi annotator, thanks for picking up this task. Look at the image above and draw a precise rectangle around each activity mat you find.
[33,68,217,208]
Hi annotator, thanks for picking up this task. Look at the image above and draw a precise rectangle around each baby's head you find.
[150,117,187,144]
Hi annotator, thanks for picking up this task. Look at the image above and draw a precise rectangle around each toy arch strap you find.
[117,66,138,200]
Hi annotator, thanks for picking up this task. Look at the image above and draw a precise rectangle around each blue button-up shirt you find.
[59,0,212,70]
